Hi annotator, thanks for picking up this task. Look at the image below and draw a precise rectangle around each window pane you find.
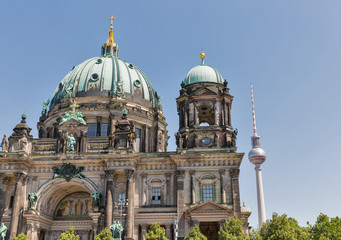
[152,187,161,205]
[88,124,97,137]
[203,184,213,202]
[101,123,108,136]
[118,193,126,200]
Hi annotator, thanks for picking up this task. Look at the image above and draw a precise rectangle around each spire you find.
[251,82,257,136]
[200,50,205,65]
[102,16,119,57]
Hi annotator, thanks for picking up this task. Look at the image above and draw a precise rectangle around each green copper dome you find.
[183,64,224,86]
[50,56,158,109]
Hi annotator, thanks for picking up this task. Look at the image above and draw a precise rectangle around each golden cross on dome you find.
[108,16,116,28]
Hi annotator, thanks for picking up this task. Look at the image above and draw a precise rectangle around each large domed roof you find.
[183,51,224,86]
[50,56,157,109]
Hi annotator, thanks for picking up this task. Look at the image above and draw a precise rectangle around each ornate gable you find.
[192,87,217,96]
[186,201,231,216]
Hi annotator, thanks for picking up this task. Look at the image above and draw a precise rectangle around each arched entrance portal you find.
[24,178,101,240]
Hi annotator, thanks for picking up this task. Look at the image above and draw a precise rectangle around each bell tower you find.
[175,52,237,150]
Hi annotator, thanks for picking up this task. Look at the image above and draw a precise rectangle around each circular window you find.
[128,64,134,69]
[96,59,102,64]
[201,137,211,145]
[134,80,141,88]
[91,73,99,81]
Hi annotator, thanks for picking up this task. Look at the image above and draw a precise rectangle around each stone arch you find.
[35,178,99,217]
[198,104,213,125]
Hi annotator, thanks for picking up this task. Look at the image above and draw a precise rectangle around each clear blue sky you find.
[1,0,340,228]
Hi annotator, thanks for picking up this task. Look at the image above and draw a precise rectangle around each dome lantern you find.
[101,16,119,57]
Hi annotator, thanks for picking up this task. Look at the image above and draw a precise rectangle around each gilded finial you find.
[200,50,206,65]
[108,16,115,30]
[243,201,245,207]
[106,16,116,46]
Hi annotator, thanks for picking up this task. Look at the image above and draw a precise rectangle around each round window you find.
[91,73,99,81]
[201,137,211,145]
[134,80,141,88]
[96,59,102,64]
[128,64,134,69]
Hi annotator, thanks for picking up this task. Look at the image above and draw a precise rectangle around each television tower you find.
[248,82,267,227]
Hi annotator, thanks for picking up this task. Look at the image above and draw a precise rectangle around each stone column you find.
[230,169,241,218]
[194,103,198,126]
[166,223,172,240]
[0,174,7,223]
[176,170,185,238]
[144,127,149,153]
[105,170,115,228]
[184,105,188,128]
[141,173,147,206]
[223,100,228,126]
[189,170,196,205]
[227,102,231,126]
[9,172,27,239]
[141,224,147,240]
[219,169,226,204]
[212,101,217,125]
[126,169,136,240]
[165,173,172,206]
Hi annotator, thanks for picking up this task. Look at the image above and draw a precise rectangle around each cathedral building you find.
[0,19,251,240]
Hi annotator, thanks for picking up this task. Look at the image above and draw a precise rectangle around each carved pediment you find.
[193,88,217,96]
[186,201,230,215]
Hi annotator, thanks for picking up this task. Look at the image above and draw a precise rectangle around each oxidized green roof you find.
[50,56,157,108]
[183,64,224,86]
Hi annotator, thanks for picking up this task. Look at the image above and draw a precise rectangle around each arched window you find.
[199,105,213,125]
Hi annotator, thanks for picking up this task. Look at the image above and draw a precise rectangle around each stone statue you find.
[115,80,124,97]
[41,99,50,115]
[67,134,76,152]
[214,133,220,147]
[20,135,28,152]
[0,224,7,240]
[28,193,38,209]
[155,92,162,110]
[91,191,102,208]
[110,221,124,239]
[1,135,8,152]
[178,136,183,149]
[64,84,73,98]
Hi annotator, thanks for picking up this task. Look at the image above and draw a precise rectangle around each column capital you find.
[105,170,116,181]
[219,169,226,175]
[175,170,185,179]
[141,173,148,179]
[229,169,240,178]
[14,172,27,182]
[125,169,136,181]
[189,170,195,176]
[165,172,172,179]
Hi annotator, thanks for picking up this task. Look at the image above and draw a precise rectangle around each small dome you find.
[50,56,157,109]
[183,64,224,86]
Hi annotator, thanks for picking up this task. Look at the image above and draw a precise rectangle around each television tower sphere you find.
[248,135,266,165]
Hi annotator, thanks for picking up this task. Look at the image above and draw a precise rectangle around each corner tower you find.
[175,52,237,150]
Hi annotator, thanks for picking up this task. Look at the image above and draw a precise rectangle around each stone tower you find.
[175,52,238,150]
